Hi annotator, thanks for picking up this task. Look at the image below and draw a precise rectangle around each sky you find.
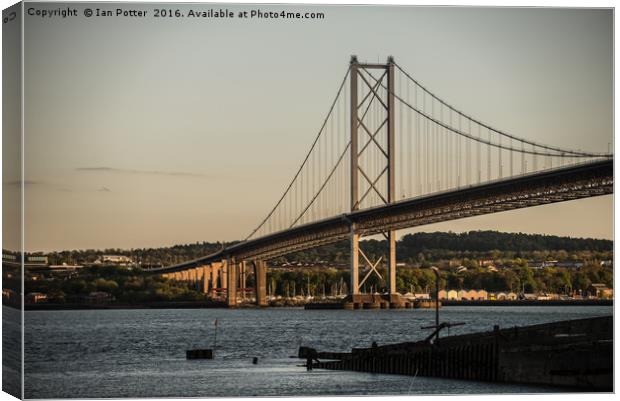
[3,3,613,251]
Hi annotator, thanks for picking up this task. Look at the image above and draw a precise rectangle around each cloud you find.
[3,180,73,192]
[3,180,45,186]
[99,187,112,192]
[76,167,209,178]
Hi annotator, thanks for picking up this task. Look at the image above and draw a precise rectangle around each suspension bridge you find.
[149,56,613,307]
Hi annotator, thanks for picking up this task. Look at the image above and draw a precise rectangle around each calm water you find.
[20,305,612,398]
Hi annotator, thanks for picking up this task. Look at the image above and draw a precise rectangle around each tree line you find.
[23,230,612,267]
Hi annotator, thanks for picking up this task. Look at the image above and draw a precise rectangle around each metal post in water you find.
[431,266,440,342]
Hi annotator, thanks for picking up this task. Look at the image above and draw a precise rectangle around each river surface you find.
[18,305,612,398]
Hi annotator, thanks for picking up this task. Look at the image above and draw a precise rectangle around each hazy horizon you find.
[4,4,613,251]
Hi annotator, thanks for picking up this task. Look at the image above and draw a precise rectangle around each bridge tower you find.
[349,55,398,299]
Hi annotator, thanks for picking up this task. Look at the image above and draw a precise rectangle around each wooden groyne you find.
[303,315,612,391]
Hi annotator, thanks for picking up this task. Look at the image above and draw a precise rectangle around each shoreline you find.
[7,298,614,311]
[440,299,613,307]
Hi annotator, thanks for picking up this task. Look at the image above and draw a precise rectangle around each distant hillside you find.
[398,231,612,253]
[277,230,612,264]
[22,230,612,266]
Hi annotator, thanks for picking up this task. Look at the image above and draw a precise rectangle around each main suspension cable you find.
[245,68,351,240]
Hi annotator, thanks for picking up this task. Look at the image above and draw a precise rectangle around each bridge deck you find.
[148,159,612,273]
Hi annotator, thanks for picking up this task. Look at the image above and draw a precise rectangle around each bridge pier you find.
[221,259,228,291]
[387,230,396,294]
[211,262,221,295]
[253,260,267,306]
[190,268,198,290]
[196,267,204,292]
[350,228,360,296]
[239,261,246,300]
[226,257,237,307]
[202,265,211,294]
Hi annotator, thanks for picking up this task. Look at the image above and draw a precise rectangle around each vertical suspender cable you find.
[399,70,404,198]
[487,128,491,181]
[440,103,444,190]
[498,132,502,179]
[467,119,472,186]
[510,138,514,177]
[407,75,412,198]
[477,123,481,183]
[456,113,462,188]
[424,89,428,193]
[431,95,435,192]
[415,82,420,195]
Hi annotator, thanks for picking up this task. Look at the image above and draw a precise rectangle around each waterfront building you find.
[447,290,458,300]
[49,263,84,271]
[586,284,613,299]
[457,290,469,300]
[2,288,17,303]
[25,292,48,304]
[3,253,49,268]
[437,290,448,300]
[477,290,488,300]
[85,291,114,304]
[552,261,583,269]
[96,255,133,266]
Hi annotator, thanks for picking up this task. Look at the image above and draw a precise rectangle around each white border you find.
[0,1,616,401]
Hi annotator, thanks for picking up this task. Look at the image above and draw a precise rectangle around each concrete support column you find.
[239,261,246,300]
[254,260,267,306]
[226,256,237,307]
[211,262,221,294]
[388,230,397,294]
[195,268,202,291]
[190,268,197,289]
[202,265,211,294]
[221,259,228,290]
[350,226,360,295]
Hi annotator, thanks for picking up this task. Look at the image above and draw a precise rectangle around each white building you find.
[97,255,133,266]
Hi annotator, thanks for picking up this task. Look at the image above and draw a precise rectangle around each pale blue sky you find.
[10,3,614,250]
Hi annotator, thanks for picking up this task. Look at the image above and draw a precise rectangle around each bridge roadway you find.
[148,158,612,274]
